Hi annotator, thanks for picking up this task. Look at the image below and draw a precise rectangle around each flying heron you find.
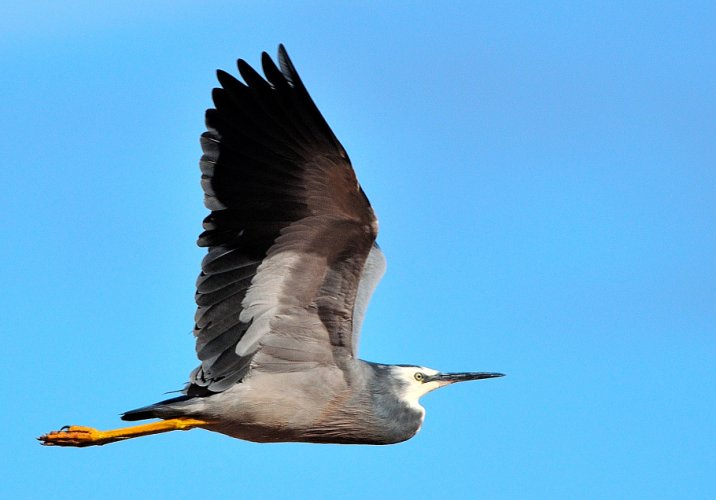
[39,45,503,447]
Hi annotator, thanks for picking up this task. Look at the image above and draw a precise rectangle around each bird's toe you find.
[38,426,108,447]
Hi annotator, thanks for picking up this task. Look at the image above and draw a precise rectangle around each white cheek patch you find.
[391,366,442,418]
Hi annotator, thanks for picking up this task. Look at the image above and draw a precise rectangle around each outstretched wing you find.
[189,45,381,394]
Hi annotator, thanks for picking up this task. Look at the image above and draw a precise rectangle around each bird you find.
[38,45,503,447]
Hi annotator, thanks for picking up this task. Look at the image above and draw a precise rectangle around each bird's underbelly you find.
[195,381,419,445]
[201,399,393,444]
[204,419,415,445]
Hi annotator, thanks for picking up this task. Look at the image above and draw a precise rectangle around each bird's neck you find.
[353,361,426,444]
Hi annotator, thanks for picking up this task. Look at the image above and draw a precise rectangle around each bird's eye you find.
[414,372,425,382]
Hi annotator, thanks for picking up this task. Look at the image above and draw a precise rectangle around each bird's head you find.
[391,365,504,410]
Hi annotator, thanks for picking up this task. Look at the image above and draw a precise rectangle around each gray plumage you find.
[120,45,503,445]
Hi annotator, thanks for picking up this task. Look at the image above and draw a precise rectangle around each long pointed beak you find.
[427,372,505,385]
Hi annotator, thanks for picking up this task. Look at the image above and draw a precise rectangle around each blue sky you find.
[2,2,714,498]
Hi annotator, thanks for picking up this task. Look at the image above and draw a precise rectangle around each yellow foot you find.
[38,426,115,447]
[38,418,209,447]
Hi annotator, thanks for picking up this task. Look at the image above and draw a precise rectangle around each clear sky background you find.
[2,2,714,498]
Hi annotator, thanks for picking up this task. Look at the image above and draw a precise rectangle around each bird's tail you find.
[121,395,196,421]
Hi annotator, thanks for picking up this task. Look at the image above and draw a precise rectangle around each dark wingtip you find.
[260,51,273,74]
[277,44,296,84]
[236,58,250,74]
[216,69,232,85]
